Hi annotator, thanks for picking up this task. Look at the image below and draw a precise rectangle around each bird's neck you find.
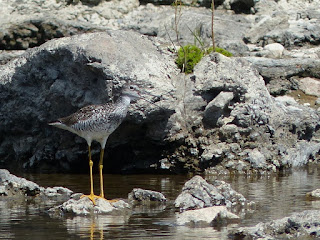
[115,95,131,107]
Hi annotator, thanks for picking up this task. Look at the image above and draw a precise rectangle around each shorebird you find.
[49,84,141,204]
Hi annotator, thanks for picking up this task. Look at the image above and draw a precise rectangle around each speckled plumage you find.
[49,85,141,204]
[50,85,140,148]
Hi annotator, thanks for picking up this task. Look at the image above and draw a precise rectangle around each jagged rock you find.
[128,188,166,202]
[0,169,40,196]
[0,169,73,202]
[174,175,253,212]
[176,206,239,227]
[203,91,234,128]
[0,30,176,173]
[229,210,320,239]
[175,176,225,212]
[48,194,130,216]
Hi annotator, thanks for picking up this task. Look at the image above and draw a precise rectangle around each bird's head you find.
[121,85,142,102]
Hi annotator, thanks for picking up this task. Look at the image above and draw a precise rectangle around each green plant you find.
[176,45,203,74]
[206,47,233,57]
[176,45,232,73]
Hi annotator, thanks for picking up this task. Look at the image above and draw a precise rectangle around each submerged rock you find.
[229,210,320,239]
[128,188,166,203]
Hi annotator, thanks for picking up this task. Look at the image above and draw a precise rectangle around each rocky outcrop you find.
[0,30,319,174]
[1,0,320,174]
[174,175,251,227]
[0,30,176,173]
[174,176,253,212]
[229,210,320,239]
[0,169,72,203]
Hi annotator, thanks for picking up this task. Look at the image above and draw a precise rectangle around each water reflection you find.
[66,214,130,240]
[1,167,320,239]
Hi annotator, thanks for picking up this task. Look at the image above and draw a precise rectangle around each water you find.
[1,165,320,240]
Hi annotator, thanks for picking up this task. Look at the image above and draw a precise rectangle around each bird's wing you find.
[59,104,117,127]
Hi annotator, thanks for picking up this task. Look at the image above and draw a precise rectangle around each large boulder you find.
[0,30,177,173]
[1,28,319,174]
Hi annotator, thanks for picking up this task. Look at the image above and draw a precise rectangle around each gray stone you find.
[49,194,130,216]
[0,169,40,196]
[299,77,320,97]
[229,210,320,239]
[128,188,167,202]
[0,30,177,173]
[203,91,234,128]
[174,175,253,212]
[41,186,73,198]
[176,206,239,227]
[175,176,225,212]
[263,43,285,58]
[246,149,267,169]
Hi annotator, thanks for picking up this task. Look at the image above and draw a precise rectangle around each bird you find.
[49,84,142,205]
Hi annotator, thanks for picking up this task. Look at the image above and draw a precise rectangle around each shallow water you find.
[1,165,320,240]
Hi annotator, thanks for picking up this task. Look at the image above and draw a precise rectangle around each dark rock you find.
[229,210,320,239]
[0,30,176,173]
[128,188,167,202]
[203,91,234,128]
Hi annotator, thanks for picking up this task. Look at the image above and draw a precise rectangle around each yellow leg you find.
[81,145,100,205]
[99,148,117,203]
[99,148,105,198]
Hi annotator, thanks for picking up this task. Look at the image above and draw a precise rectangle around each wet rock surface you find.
[174,175,254,213]
[128,188,167,203]
[229,210,320,240]
[49,194,130,216]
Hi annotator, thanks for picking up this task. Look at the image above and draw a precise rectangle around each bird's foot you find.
[80,194,119,205]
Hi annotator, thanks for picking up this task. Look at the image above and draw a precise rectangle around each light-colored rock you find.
[306,189,320,199]
[264,43,285,58]
[0,169,40,196]
[275,96,298,106]
[247,149,267,169]
[176,206,239,227]
[299,77,320,97]
[49,195,130,215]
